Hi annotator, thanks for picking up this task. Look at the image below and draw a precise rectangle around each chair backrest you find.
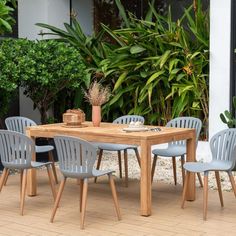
[113,115,145,124]
[0,130,33,169]
[167,117,202,147]
[54,136,97,178]
[5,116,37,134]
[210,129,236,170]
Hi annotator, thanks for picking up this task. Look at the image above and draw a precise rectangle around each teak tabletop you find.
[26,122,196,216]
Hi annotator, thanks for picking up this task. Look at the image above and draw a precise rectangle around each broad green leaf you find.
[190,51,201,59]
[176,73,186,81]
[113,71,128,91]
[169,59,180,72]
[170,68,181,75]
[146,71,165,85]
[145,0,155,22]
[130,45,146,54]
[115,0,130,27]
[0,18,12,31]
[160,50,171,69]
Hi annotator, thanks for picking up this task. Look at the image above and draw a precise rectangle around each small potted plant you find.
[220,96,236,128]
[84,81,110,127]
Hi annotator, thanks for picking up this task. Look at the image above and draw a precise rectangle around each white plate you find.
[122,127,149,132]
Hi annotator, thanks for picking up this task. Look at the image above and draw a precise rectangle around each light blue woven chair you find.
[0,130,56,215]
[181,128,236,220]
[5,116,58,184]
[95,115,145,187]
[151,117,203,186]
[52,135,121,229]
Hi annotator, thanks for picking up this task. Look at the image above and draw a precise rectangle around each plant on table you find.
[84,81,110,126]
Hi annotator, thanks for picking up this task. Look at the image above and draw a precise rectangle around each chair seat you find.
[152,145,186,157]
[31,161,53,168]
[3,160,52,169]
[61,168,114,179]
[95,142,137,151]
[36,145,54,153]
[184,160,233,173]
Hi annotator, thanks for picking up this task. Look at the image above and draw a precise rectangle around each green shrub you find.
[0,39,86,124]
[0,38,22,125]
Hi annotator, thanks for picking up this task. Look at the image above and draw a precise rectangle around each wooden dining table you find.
[26,122,196,217]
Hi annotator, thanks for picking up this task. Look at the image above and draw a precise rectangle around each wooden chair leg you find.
[172,156,177,185]
[80,178,88,230]
[20,170,23,201]
[46,165,57,201]
[203,173,209,220]
[94,149,103,183]
[0,168,8,192]
[3,169,10,186]
[215,171,224,207]
[181,171,190,209]
[48,151,58,184]
[197,173,203,187]
[134,148,141,167]
[228,172,236,197]
[118,151,122,179]
[124,150,128,187]
[108,174,121,220]
[79,179,84,212]
[180,155,185,186]
[151,155,158,183]
[20,169,28,216]
[50,177,66,223]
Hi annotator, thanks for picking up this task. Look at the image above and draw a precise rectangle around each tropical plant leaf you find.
[113,71,128,91]
[130,45,146,54]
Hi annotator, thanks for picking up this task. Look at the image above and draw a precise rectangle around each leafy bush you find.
[101,0,209,130]
[0,39,86,123]
[0,38,21,126]
[36,0,209,137]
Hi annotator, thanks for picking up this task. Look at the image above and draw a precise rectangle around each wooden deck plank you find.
[0,169,236,235]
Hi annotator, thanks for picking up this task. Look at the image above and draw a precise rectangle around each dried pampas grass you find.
[84,81,110,106]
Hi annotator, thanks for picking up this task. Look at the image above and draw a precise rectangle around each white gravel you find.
[99,151,235,192]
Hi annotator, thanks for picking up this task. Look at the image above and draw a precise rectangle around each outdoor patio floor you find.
[0,169,236,236]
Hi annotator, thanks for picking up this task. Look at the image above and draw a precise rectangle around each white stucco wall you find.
[18,0,70,123]
[18,0,70,40]
[18,0,48,40]
[209,0,232,138]
[71,0,93,35]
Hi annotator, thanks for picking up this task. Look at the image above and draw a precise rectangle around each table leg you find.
[186,131,196,201]
[140,140,151,216]
[26,134,37,196]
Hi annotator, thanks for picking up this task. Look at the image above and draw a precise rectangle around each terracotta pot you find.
[92,106,101,127]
